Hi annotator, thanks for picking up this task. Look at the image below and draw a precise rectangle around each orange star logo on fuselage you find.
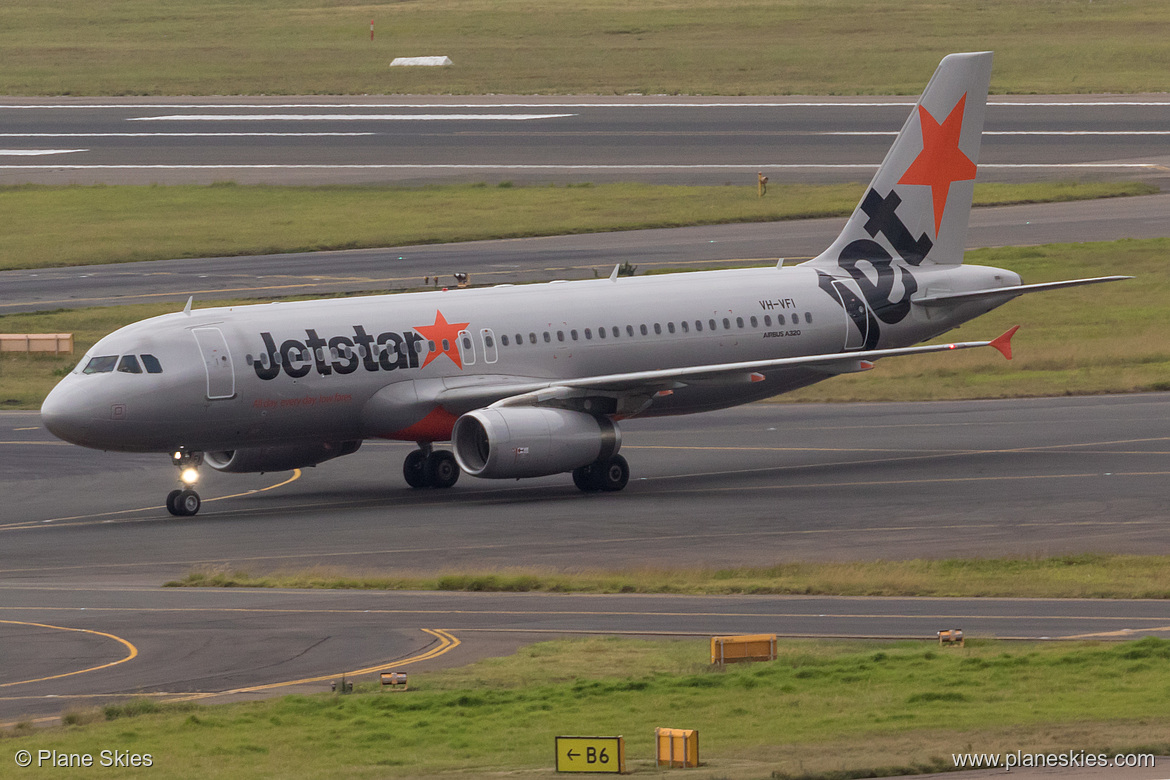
[413,310,471,369]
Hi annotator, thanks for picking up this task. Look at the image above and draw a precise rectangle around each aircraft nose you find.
[40,378,96,446]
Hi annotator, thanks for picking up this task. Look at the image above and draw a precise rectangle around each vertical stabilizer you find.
[805,52,992,269]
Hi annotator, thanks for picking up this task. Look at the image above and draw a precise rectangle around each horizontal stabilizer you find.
[912,276,1132,306]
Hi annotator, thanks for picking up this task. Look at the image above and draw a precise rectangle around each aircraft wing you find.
[437,327,1019,411]
[912,276,1131,306]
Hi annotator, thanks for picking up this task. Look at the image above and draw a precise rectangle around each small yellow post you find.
[656,727,698,768]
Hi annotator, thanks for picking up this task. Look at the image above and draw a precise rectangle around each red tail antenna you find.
[989,325,1020,360]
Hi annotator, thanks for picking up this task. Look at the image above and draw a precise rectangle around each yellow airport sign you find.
[555,736,625,773]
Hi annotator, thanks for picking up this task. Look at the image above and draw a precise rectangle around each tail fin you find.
[805,52,992,269]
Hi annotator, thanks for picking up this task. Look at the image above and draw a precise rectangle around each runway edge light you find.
[555,736,625,773]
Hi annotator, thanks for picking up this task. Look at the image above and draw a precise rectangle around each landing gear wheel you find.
[403,450,429,489]
[174,489,201,516]
[573,463,602,493]
[165,489,183,516]
[598,454,629,492]
[573,455,629,493]
[425,451,460,489]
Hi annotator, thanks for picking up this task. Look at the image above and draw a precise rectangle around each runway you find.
[2,393,1169,722]
[1,95,1168,186]
[3,94,1169,733]
[4,193,1170,314]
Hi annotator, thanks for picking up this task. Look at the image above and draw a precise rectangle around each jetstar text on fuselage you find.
[254,325,435,380]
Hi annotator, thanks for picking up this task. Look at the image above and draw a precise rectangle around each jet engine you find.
[204,441,361,473]
[452,407,620,479]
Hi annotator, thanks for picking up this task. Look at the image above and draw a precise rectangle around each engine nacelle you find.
[452,407,620,479]
[204,441,361,473]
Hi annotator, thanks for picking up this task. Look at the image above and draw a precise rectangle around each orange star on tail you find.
[898,93,977,237]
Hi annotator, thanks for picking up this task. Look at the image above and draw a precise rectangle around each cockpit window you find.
[117,355,143,374]
[141,354,163,374]
[82,355,118,374]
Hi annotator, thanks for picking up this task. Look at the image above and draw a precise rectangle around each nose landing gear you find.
[167,450,203,516]
[403,443,460,489]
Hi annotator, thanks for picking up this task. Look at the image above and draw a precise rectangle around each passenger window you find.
[598,327,606,339]
[427,340,436,352]
[695,320,703,332]
[709,319,717,331]
[681,321,689,333]
[117,355,142,374]
[764,315,772,327]
[668,322,676,334]
[612,326,620,338]
[529,332,537,344]
[585,328,592,340]
[571,329,578,341]
[515,333,523,345]
[557,331,565,342]
[501,334,510,346]
[805,312,813,324]
[750,316,758,328]
[83,356,118,374]
[543,332,551,343]
[736,317,744,328]
[627,325,635,337]
[141,354,163,373]
[723,318,730,330]
[654,323,662,335]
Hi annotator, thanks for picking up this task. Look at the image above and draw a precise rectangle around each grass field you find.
[5,636,1169,778]
[3,0,1169,95]
[0,181,1154,272]
[3,236,1167,410]
[166,553,1170,600]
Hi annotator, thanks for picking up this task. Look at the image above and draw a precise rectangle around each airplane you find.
[40,52,1128,517]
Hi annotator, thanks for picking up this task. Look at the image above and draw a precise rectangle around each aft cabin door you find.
[830,279,871,351]
[192,327,236,400]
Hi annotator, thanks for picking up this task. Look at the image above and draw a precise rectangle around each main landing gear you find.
[403,443,460,489]
[167,450,203,516]
[572,454,630,493]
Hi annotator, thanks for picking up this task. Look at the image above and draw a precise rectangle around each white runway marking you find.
[1,101,1168,109]
[0,133,375,138]
[0,149,87,157]
[0,162,1161,172]
[128,113,577,122]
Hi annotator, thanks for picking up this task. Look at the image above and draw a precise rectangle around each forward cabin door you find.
[192,327,236,400]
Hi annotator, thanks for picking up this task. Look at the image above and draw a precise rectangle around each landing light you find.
[181,468,200,485]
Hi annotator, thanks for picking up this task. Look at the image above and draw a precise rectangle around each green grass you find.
[5,636,1170,778]
[4,236,1168,409]
[3,0,1169,95]
[166,553,1170,599]
[0,180,1155,272]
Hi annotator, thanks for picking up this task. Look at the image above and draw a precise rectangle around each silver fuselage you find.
[41,261,1017,454]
